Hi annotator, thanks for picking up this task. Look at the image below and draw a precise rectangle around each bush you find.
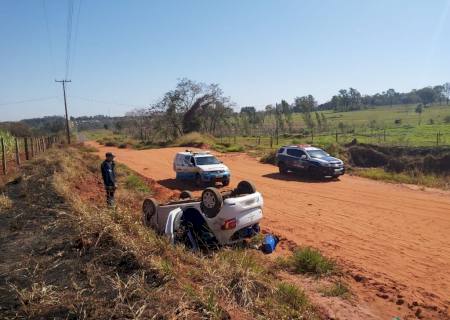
[173,132,214,148]
[276,283,309,310]
[104,141,118,147]
[118,143,127,149]
[283,247,335,276]
[259,150,277,164]
[444,115,450,124]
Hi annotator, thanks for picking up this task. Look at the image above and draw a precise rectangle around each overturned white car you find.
[142,181,263,248]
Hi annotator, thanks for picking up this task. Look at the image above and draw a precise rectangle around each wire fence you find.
[1,135,62,176]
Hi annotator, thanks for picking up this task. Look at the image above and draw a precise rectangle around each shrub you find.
[104,141,118,147]
[118,143,127,149]
[444,115,450,124]
[287,247,335,276]
[259,150,277,164]
[276,283,309,310]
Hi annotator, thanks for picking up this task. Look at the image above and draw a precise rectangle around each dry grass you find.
[0,146,319,319]
[0,193,12,210]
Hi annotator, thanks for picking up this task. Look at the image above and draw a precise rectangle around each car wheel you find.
[278,162,288,174]
[308,166,322,180]
[236,180,256,195]
[200,187,223,218]
[195,174,202,187]
[179,190,194,200]
[142,198,158,227]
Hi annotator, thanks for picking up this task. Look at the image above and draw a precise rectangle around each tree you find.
[386,89,397,107]
[416,87,436,106]
[443,82,450,105]
[415,104,423,125]
[294,95,316,130]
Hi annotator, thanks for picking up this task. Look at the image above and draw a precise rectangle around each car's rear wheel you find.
[278,162,288,174]
[179,190,194,200]
[142,198,158,227]
[200,187,223,218]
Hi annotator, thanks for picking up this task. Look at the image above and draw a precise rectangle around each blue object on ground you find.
[261,234,279,254]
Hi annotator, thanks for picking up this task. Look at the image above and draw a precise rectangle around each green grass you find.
[124,174,151,193]
[234,104,450,147]
[276,282,309,310]
[319,280,350,298]
[353,167,450,189]
[280,247,336,277]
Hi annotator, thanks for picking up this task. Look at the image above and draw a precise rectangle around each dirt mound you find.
[347,145,388,167]
[348,143,450,175]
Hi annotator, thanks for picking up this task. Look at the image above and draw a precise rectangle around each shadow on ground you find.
[157,178,228,192]
[262,172,340,184]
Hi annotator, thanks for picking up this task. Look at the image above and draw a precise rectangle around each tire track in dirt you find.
[87,142,450,319]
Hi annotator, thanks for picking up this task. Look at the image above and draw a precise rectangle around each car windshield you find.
[195,156,220,165]
[307,149,329,159]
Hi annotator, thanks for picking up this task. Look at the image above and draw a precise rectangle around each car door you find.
[297,150,309,170]
[286,149,302,169]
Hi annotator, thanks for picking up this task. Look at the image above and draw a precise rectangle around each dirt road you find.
[88,142,450,319]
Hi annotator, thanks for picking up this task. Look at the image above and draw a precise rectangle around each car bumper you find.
[320,166,345,176]
[201,173,230,182]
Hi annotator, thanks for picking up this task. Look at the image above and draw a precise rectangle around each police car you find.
[173,150,231,187]
[275,145,345,179]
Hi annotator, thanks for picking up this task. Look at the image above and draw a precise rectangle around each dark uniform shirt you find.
[101,160,116,187]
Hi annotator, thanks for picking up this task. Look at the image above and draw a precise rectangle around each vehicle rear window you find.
[278,148,285,154]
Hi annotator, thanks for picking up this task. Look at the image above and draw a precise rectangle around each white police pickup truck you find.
[173,151,231,187]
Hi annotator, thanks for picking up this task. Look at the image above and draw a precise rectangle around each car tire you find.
[308,166,322,180]
[200,187,223,218]
[236,180,256,195]
[142,198,158,227]
[179,190,194,200]
[278,162,288,174]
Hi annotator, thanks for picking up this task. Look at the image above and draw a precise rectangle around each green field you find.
[236,104,450,147]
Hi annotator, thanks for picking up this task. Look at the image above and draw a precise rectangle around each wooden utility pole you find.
[15,138,20,165]
[1,138,6,175]
[55,79,72,144]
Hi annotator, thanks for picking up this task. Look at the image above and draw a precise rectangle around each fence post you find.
[234,135,236,144]
[15,138,20,165]
[24,138,29,160]
[270,136,273,148]
[437,131,440,146]
[1,138,6,175]
[383,129,386,142]
[31,137,35,158]
[335,131,338,143]
[311,130,314,143]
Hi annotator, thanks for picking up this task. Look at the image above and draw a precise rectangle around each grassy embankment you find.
[0,145,353,319]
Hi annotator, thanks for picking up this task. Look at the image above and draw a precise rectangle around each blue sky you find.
[1,0,449,121]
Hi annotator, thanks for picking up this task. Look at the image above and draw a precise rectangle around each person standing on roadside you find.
[101,152,116,207]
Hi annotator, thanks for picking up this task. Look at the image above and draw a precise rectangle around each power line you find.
[71,96,147,109]
[42,0,56,77]
[68,0,83,78]
[0,97,57,107]
[65,0,75,79]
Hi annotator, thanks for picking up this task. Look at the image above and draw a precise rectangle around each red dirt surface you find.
[87,142,450,319]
